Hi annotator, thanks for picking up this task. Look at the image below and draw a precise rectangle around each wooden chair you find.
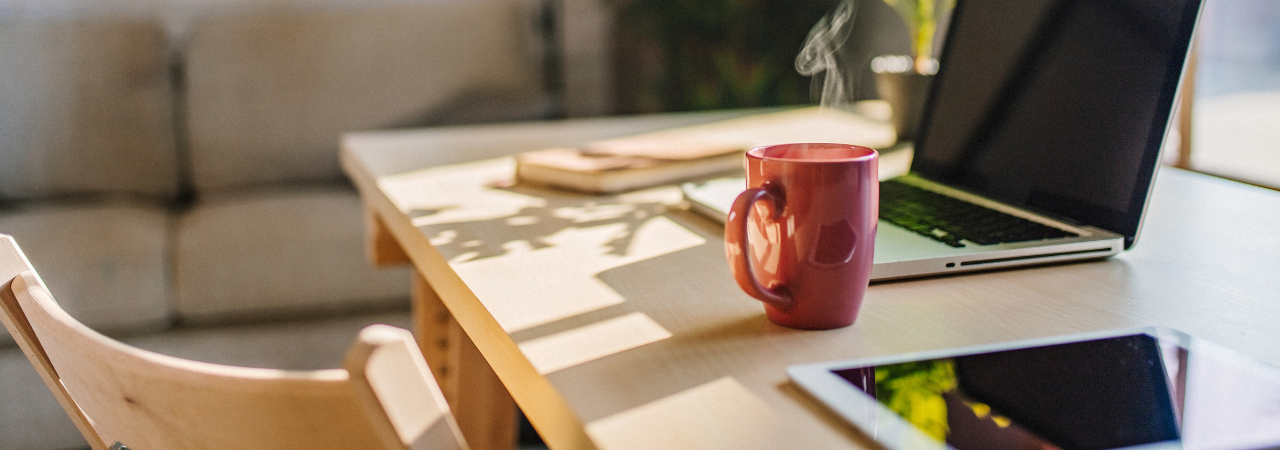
[0,234,468,450]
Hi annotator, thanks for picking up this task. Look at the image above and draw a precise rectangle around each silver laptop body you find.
[684,0,1203,281]
[684,172,1124,281]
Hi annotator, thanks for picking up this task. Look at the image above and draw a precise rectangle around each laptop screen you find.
[911,0,1203,249]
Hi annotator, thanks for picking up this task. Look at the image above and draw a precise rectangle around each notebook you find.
[683,0,1204,280]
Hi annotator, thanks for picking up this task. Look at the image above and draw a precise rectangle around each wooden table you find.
[341,110,1280,450]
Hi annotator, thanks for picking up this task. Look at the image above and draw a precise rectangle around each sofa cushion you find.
[0,349,87,449]
[174,186,411,321]
[131,310,411,369]
[184,0,543,192]
[0,203,171,347]
[0,18,178,201]
[0,310,410,450]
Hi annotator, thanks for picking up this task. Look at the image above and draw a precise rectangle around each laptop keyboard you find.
[879,179,1077,247]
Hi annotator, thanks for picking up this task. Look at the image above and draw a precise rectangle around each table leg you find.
[365,210,412,267]
[412,273,518,450]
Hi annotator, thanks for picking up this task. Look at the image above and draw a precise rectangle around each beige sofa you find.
[0,1,549,448]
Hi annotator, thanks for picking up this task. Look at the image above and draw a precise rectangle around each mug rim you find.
[747,143,878,163]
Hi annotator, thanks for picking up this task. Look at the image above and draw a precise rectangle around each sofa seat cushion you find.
[0,17,178,201]
[0,349,86,450]
[0,202,171,347]
[0,310,409,450]
[184,0,543,192]
[130,310,411,369]
[175,185,410,322]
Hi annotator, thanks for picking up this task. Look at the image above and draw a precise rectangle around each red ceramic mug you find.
[725,143,878,329]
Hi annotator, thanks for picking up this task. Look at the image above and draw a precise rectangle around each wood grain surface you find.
[342,110,1280,450]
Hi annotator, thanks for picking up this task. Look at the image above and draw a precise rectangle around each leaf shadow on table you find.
[499,205,770,352]
[583,207,827,345]
[407,206,455,218]
[409,184,677,264]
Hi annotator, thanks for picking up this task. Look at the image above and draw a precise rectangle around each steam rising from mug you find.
[795,0,858,109]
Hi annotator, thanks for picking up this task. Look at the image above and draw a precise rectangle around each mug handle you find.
[725,187,793,311]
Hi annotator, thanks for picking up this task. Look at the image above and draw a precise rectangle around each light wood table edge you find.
[341,147,598,450]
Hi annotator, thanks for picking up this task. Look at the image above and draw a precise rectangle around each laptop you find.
[683,0,1204,281]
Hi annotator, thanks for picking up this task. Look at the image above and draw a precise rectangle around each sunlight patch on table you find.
[585,377,786,450]
[455,215,706,333]
[379,159,547,226]
[622,214,707,259]
[615,186,687,205]
[553,203,644,223]
[518,312,672,374]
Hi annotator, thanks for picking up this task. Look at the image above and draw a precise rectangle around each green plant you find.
[875,358,958,441]
[612,0,842,113]
[881,0,954,73]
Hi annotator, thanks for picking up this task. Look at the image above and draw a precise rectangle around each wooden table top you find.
[341,110,1280,450]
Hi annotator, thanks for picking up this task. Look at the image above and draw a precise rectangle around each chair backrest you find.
[0,235,467,450]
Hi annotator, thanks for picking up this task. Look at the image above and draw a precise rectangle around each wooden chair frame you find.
[0,235,467,450]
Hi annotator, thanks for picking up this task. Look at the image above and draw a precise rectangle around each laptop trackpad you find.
[873,221,982,264]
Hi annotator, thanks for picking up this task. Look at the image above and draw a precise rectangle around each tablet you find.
[787,327,1280,450]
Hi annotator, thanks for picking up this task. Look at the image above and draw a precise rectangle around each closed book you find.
[515,107,895,194]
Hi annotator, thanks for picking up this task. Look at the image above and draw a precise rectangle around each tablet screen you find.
[833,335,1177,449]
[812,331,1280,450]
